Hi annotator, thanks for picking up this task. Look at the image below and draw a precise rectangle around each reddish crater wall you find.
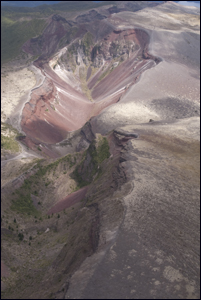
[21,25,160,155]
[47,187,88,214]
[89,28,157,101]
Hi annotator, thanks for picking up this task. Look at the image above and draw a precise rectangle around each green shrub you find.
[18,233,24,241]
[1,134,20,152]
[72,136,110,188]
[11,192,37,216]
[82,32,94,56]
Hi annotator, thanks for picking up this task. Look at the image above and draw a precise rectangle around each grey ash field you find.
[1,1,200,299]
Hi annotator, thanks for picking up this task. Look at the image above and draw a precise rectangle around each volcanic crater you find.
[21,15,161,155]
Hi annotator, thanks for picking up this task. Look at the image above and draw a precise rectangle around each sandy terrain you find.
[91,60,200,134]
[1,67,36,124]
[1,63,46,136]
[66,118,200,299]
[1,261,9,278]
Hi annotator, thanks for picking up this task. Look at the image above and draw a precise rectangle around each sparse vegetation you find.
[98,65,113,82]
[79,66,93,101]
[10,154,77,215]
[1,122,21,153]
[11,191,38,216]
[82,32,94,56]
[1,134,20,152]
[73,136,110,188]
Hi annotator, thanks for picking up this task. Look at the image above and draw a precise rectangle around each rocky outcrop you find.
[97,1,161,17]
[75,9,107,24]
[80,121,95,143]
[22,14,74,60]
[88,203,100,253]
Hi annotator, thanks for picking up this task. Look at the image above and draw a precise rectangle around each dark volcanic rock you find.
[52,14,68,22]
[81,121,96,143]
[75,9,107,24]
[108,6,127,14]
[88,203,100,253]
[22,14,71,59]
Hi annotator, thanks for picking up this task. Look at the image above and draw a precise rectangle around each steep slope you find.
[20,15,161,153]
[1,129,134,299]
